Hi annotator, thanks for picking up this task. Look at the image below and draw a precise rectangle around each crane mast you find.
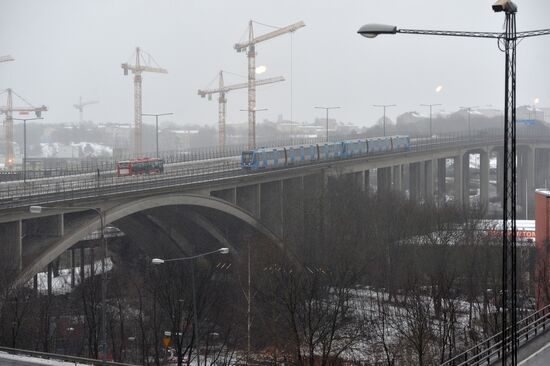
[121,47,167,156]
[73,96,99,124]
[0,88,47,169]
[234,20,305,149]
[198,72,284,147]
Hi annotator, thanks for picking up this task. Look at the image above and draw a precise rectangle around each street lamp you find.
[420,104,441,137]
[372,104,395,137]
[30,205,108,365]
[152,247,230,366]
[314,106,340,142]
[459,106,479,135]
[142,112,173,158]
[13,117,42,183]
[358,3,550,364]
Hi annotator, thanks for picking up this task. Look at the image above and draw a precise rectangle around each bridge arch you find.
[16,193,287,286]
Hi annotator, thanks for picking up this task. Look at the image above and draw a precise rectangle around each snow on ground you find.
[39,142,112,158]
[0,352,89,365]
[32,258,113,295]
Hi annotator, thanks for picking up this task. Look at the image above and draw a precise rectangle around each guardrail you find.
[440,303,550,366]
[1,127,549,210]
[0,345,137,365]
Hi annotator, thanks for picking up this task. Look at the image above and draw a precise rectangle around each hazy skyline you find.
[1,0,549,128]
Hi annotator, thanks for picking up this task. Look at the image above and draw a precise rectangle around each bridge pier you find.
[480,149,489,209]
[260,181,284,239]
[377,167,392,193]
[518,147,535,219]
[393,165,402,192]
[0,220,22,272]
[211,187,237,205]
[437,158,446,205]
[236,184,261,217]
[452,155,464,206]
[282,177,305,246]
[424,160,435,202]
[409,162,421,201]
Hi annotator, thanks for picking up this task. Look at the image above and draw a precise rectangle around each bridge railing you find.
[3,126,546,181]
[440,303,550,366]
[0,345,137,365]
[1,127,549,209]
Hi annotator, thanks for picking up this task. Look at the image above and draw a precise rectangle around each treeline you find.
[0,175,536,365]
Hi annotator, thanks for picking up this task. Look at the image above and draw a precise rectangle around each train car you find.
[241,135,410,171]
[367,136,392,154]
[320,142,345,160]
[391,135,411,152]
[342,140,368,158]
[116,157,164,176]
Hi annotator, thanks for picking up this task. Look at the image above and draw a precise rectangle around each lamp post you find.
[142,113,173,158]
[13,117,42,182]
[314,106,340,142]
[372,104,395,137]
[152,247,230,366]
[358,4,550,364]
[419,104,441,137]
[29,205,108,365]
[459,106,479,135]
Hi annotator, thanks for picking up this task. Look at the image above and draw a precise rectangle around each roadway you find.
[518,330,550,365]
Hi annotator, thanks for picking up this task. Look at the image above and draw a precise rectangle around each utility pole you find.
[373,104,396,137]
[142,112,173,158]
[314,106,341,142]
[420,103,441,137]
[459,106,479,135]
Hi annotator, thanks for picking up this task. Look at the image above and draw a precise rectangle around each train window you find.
[242,152,253,164]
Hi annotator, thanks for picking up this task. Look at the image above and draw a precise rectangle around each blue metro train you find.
[241,135,410,170]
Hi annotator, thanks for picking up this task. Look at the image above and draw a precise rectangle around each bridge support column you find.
[0,220,22,272]
[283,177,304,246]
[409,162,421,202]
[480,149,490,210]
[462,152,470,208]
[377,167,392,193]
[260,181,284,239]
[354,171,365,192]
[519,146,535,219]
[453,155,464,206]
[437,158,446,205]
[236,184,261,218]
[211,187,237,205]
[495,148,504,202]
[365,170,371,194]
[424,160,435,202]
[393,165,402,192]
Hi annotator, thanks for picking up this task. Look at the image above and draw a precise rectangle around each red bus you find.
[116,157,164,176]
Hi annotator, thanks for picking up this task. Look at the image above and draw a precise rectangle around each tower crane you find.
[73,96,99,124]
[0,88,47,169]
[234,20,305,148]
[121,47,167,156]
[198,71,284,147]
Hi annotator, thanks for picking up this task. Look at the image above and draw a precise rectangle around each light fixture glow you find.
[255,65,267,75]
[435,85,443,93]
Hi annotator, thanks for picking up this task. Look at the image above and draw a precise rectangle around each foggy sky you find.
[1,0,549,128]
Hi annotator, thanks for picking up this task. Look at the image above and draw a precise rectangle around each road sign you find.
[162,331,172,348]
